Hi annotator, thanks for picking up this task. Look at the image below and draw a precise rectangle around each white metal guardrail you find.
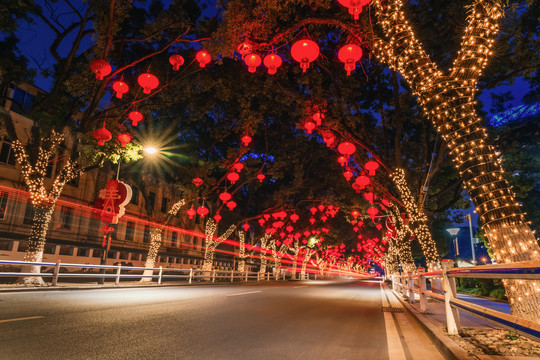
[391,259,540,342]
[0,260,290,286]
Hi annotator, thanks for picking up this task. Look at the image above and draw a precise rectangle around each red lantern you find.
[117,133,132,148]
[258,218,265,226]
[338,44,363,76]
[244,53,262,73]
[169,54,185,70]
[338,142,356,158]
[187,207,196,219]
[138,73,159,94]
[309,218,316,224]
[351,210,360,219]
[365,160,380,176]
[291,39,320,73]
[112,81,129,99]
[196,50,211,67]
[355,175,370,190]
[304,120,316,134]
[263,53,282,75]
[376,224,383,230]
[192,178,203,187]
[197,206,209,218]
[318,204,325,212]
[242,223,250,231]
[310,207,317,215]
[304,231,311,237]
[226,201,237,210]
[233,163,244,172]
[93,126,112,146]
[219,192,232,203]
[286,225,294,233]
[241,134,252,146]
[128,111,143,126]
[214,214,222,223]
[290,213,299,223]
[227,172,240,184]
[256,173,266,183]
[312,111,324,126]
[90,60,111,80]
[337,156,347,166]
[237,42,253,58]
[322,130,335,147]
[364,192,376,204]
[367,206,378,219]
[338,0,371,20]
[321,215,328,222]
[343,170,353,181]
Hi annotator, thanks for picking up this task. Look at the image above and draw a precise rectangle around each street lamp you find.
[464,213,476,265]
[144,146,158,155]
[447,227,460,264]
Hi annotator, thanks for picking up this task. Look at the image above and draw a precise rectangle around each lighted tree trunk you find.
[314,254,326,278]
[374,0,540,321]
[391,168,440,270]
[141,199,185,282]
[300,248,316,280]
[202,219,236,272]
[13,132,79,285]
[237,231,248,272]
[270,240,289,280]
[383,235,400,276]
[389,208,416,273]
[290,240,301,280]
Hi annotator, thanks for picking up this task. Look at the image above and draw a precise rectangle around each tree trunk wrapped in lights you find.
[202,219,236,272]
[270,240,289,280]
[289,240,301,280]
[13,131,79,285]
[389,207,416,273]
[140,199,186,282]
[383,235,400,276]
[300,248,316,280]
[314,253,327,278]
[373,0,540,321]
[391,168,440,270]
[237,231,248,272]
[257,234,272,275]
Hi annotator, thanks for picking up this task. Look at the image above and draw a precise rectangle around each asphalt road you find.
[0,280,443,360]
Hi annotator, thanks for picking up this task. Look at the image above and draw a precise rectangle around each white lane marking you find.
[0,316,44,324]
[294,286,308,288]
[380,284,407,360]
[226,291,262,297]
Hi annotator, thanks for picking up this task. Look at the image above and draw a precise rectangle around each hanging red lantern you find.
[93,126,112,146]
[90,60,111,80]
[286,225,294,233]
[192,178,203,187]
[214,214,222,223]
[322,227,329,233]
[355,175,370,190]
[169,54,185,70]
[351,210,360,219]
[338,0,371,20]
[242,223,250,231]
[290,39,320,73]
[186,207,196,219]
[322,130,335,147]
[256,173,266,183]
[276,240,282,247]
[337,156,347,166]
[309,218,316,224]
[318,204,325,212]
[304,120,316,134]
[367,206,378,219]
[376,224,383,230]
[197,206,209,218]
[364,192,376,204]
[227,172,240,184]
[263,214,271,220]
[244,53,262,73]
[196,50,211,67]
[304,231,311,237]
[258,218,265,226]
[117,133,132,148]
[382,199,390,207]
[219,192,232,203]
[312,111,324,126]
[338,142,356,158]
[338,44,363,76]
[138,73,159,94]
[353,226,359,232]
[321,215,328,222]
[233,163,244,172]
[263,53,282,75]
[290,213,299,223]
[128,111,143,126]
[241,134,252,146]
[310,207,317,215]
[343,170,353,181]
[226,201,237,210]
[237,41,253,58]
[365,160,380,176]
[112,80,129,99]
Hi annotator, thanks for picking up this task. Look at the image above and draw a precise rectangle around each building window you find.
[148,192,155,209]
[10,87,36,114]
[171,231,177,247]
[161,197,169,213]
[0,191,8,220]
[23,201,34,225]
[60,206,73,230]
[130,186,139,205]
[125,221,135,241]
[92,249,102,258]
[76,248,89,257]
[143,225,150,243]
[0,136,16,165]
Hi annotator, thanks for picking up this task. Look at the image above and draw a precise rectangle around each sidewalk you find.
[390,286,539,360]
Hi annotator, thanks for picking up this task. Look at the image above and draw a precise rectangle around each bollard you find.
[52,260,61,286]
[408,271,415,304]
[212,270,216,283]
[158,266,163,285]
[441,259,461,335]
[418,267,428,313]
[115,265,121,286]
[189,268,193,284]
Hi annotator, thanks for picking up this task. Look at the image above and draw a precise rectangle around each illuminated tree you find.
[202,219,236,271]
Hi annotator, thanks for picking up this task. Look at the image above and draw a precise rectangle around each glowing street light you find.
[144,146,158,155]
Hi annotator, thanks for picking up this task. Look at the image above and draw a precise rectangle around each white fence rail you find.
[0,260,292,285]
[391,259,540,342]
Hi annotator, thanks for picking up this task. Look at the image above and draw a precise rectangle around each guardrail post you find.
[244,271,248,282]
[231,270,234,283]
[115,265,121,286]
[418,267,428,312]
[267,272,270,281]
[189,268,193,284]
[441,259,461,335]
[52,260,61,286]
[158,266,163,285]
[400,274,407,297]
[408,271,415,304]
[212,270,216,283]
[257,272,260,282]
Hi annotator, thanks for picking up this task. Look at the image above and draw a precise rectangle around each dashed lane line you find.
[226,291,262,297]
[0,316,44,324]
